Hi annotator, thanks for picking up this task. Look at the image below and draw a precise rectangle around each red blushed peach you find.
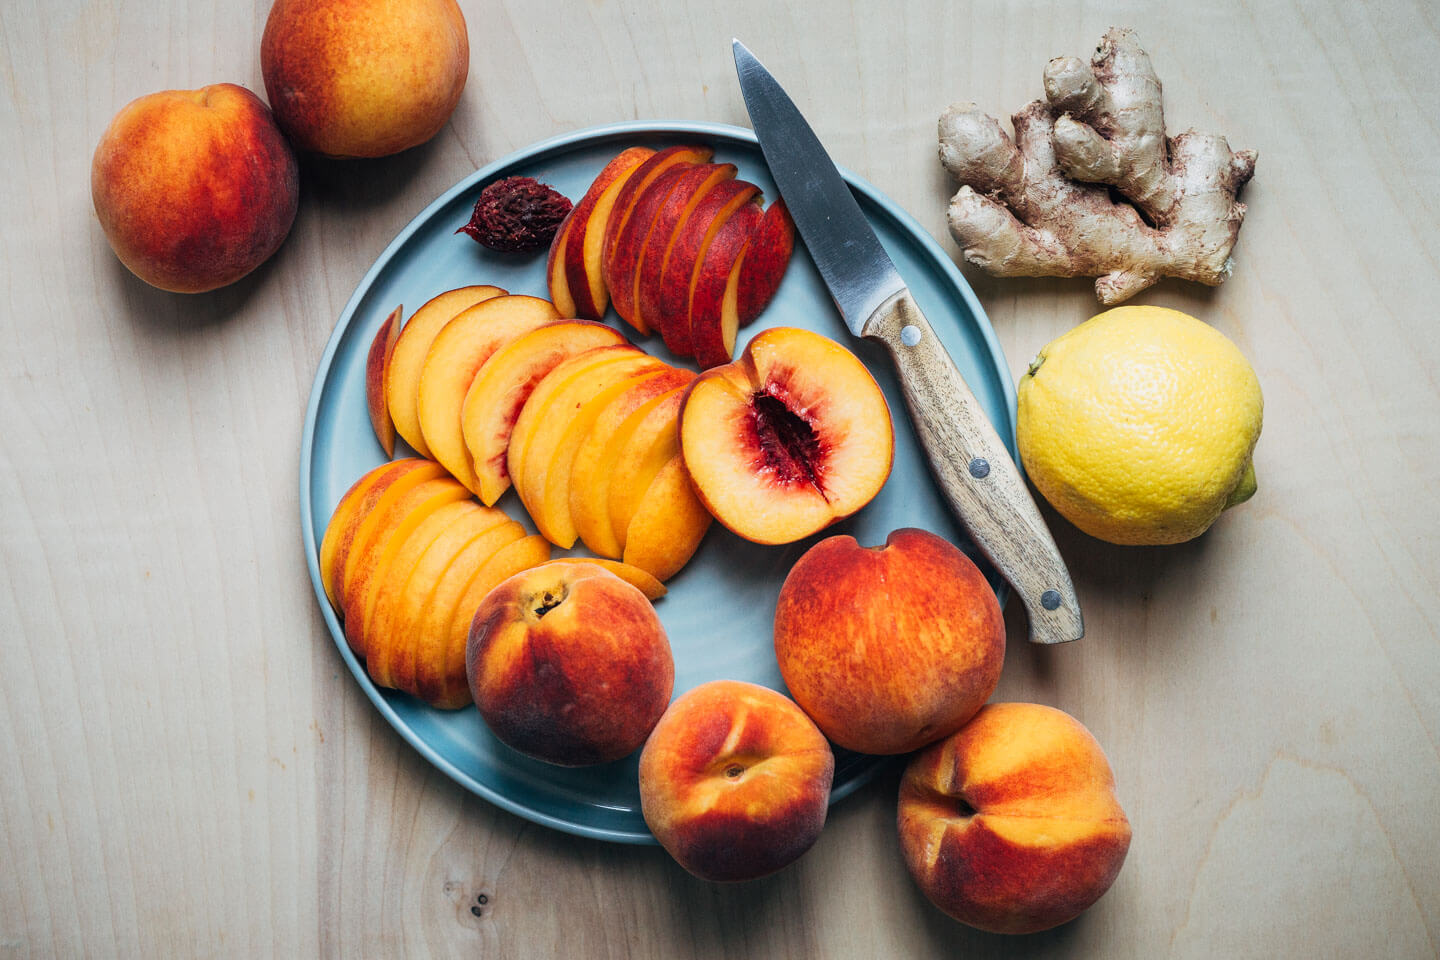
[735,199,794,326]
[897,703,1132,934]
[679,327,894,545]
[639,680,834,882]
[773,528,1004,755]
[90,84,299,293]
[689,202,761,369]
[261,0,468,158]
[467,562,673,766]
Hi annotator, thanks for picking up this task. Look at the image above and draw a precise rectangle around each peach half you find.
[897,703,1132,934]
[639,680,834,882]
[679,327,894,545]
[773,528,1004,754]
[467,561,673,766]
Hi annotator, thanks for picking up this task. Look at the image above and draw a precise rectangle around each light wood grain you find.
[3,0,1439,956]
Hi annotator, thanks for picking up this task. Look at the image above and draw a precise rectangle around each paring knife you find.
[733,40,1083,644]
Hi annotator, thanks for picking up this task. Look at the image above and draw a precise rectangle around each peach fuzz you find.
[467,562,672,766]
[261,0,468,158]
[639,680,834,882]
[773,528,1003,754]
[91,84,298,293]
[897,703,1131,934]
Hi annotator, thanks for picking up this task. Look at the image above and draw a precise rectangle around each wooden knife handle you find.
[863,290,1083,644]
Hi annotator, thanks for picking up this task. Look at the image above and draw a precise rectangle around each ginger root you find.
[939,28,1256,305]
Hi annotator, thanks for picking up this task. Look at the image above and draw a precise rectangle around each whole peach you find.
[639,680,834,882]
[90,84,299,293]
[773,528,1004,755]
[466,562,672,766]
[898,703,1132,934]
[261,0,469,158]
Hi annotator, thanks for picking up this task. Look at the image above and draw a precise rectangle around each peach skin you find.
[897,703,1131,934]
[773,528,1004,755]
[91,84,298,293]
[261,0,468,158]
[639,680,834,882]
[467,562,673,766]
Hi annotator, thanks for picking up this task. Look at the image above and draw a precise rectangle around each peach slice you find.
[679,327,894,545]
[364,305,402,456]
[607,389,686,553]
[328,460,449,611]
[688,203,761,369]
[387,285,506,458]
[545,213,577,318]
[363,498,487,689]
[386,517,524,698]
[514,355,668,539]
[538,558,667,600]
[506,344,647,508]
[533,367,677,548]
[415,295,561,493]
[621,456,713,581]
[365,500,512,690]
[602,145,714,278]
[341,478,472,658]
[569,375,693,558]
[634,163,737,334]
[560,146,656,319]
[605,164,695,334]
[735,199,794,327]
[434,533,552,708]
[656,179,761,356]
[460,320,629,505]
[688,202,766,368]
[410,522,532,709]
[319,458,434,607]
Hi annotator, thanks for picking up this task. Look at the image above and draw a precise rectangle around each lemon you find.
[1017,305,1262,546]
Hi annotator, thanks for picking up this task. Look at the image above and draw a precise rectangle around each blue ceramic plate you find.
[300,121,1017,844]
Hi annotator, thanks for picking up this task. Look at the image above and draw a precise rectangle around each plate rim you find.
[299,119,1016,844]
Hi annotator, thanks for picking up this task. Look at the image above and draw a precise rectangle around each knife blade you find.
[733,39,1083,644]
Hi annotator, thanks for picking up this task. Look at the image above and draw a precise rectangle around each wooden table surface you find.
[4,0,1438,956]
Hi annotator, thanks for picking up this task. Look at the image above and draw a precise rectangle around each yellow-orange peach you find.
[261,0,468,158]
[897,703,1131,934]
[467,562,672,766]
[773,528,1003,754]
[639,680,834,882]
[91,84,298,293]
